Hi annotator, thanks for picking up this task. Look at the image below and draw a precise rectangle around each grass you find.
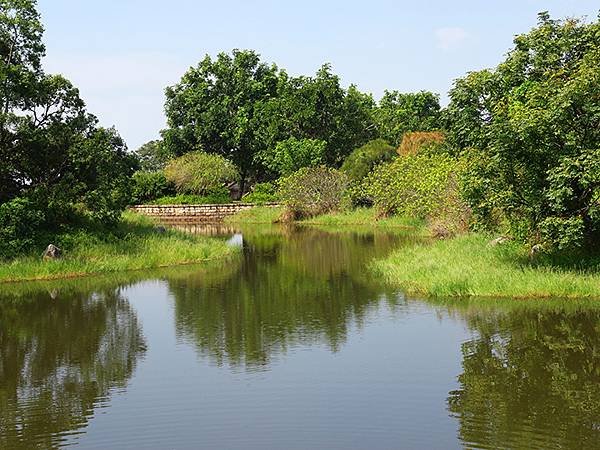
[225,206,424,230]
[150,193,230,205]
[224,205,284,224]
[0,212,238,284]
[372,233,600,299]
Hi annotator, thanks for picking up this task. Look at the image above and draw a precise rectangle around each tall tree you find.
[162,49,279,189]
[374,90,441,147]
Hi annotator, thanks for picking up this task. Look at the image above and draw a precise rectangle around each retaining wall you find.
[130,203,279,222]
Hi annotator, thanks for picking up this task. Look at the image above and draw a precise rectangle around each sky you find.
[37,1,599,151]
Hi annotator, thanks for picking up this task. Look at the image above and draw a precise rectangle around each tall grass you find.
[372,234,600,299]
[300,207,424,229]
[0,212,237,283]
[224,206,284,224]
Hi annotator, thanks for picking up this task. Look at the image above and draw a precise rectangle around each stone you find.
[155,226,167,234]
[489,236,512,246]
[42,244,62,260]
[530,244,544,258]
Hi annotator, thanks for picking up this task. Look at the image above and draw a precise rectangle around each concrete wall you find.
[130,203,279,222]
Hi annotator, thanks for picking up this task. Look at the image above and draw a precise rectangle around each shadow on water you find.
[438,298,600,449]
[0,286,146,450]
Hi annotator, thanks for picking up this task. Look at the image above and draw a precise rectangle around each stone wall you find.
[129,203,279,222]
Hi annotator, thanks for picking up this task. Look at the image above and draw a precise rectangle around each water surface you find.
[1,225,599,449]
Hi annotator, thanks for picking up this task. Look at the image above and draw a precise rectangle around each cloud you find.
[435,27,469,50]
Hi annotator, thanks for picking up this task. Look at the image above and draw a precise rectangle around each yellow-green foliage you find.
[0,213,237,283]
[372,234,600,298]
[164,151,238,195]
[365,153,466,219]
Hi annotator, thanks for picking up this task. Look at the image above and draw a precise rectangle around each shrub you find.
[131,171,175,204]
[242,182,279,204]
[365,153,470,235]
[278,166,349,219]
[397,131,446,156]
[164,151,238,195]
[0,198,46,259]
[256,137,326,177]
[341,139,396,182]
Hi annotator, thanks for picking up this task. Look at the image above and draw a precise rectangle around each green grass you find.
[150,193,230,205]
[300,207,424,228]
[0,212,237,284]
[372,233,600,299]
[224,206,284,224]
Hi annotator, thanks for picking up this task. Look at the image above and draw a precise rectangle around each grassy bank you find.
[225,206,423,229]
[372,233,600,299]
[0,212,237,284]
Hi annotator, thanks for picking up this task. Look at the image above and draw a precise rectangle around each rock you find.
[530,244,544,258]
[42,244,61,260]
[155,226,167,234]
[489,236,512,246]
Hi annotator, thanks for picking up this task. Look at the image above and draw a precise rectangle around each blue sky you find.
[37,1,599,150]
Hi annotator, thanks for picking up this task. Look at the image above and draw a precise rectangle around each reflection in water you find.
[170,226,403,369]
[446,303,600,449]
[0,287,146,450]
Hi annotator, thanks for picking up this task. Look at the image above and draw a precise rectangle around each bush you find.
[278,166,349,219]
[365,153,470,235]
[131,171,175,204]
[341,139,396,182]
[164,151,238,195]
[0,198,46,259]
[241,182,279,204]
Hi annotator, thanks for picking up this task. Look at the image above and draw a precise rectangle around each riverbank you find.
[227,206,600,299]
[0,213,237,284]
[225,206,423,229]
[372,234,600,299]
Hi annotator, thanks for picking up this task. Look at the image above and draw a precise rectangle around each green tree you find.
[341,138,396,183]
[256,137,325,177]
[162,49,279,190]
[446,13,600,248]
[374,90,440,147]
[135,139,172,171]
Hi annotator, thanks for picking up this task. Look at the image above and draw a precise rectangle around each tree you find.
[256,137,325,177]
[254,65,376,168]
[374,90,440,147]
[0,0,136,256]
[447,13,600,248]
[135,139,172,171]
[341,138,396,183]
[162,49,279,190]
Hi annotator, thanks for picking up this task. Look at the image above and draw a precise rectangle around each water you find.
[1,225,599,449]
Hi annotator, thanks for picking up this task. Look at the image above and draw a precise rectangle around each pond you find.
[1,225,599,449]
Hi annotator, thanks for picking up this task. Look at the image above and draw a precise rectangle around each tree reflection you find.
[447,304,600,449]
[0,287,146,450]
[170,226,403,369]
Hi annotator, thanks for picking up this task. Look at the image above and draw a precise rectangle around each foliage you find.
[0,197,45,258]
[446,13,600,249]
[135,139,172,171]
[224,205,284,224]
[0,1,135,242]
[256,137,325,177]
[278,166,349,219]
[341,139,396,182]
[241,182,279,204]
[162,49,279,186]
[164,151,238,195]
[374,90,440,146]
[131,171,175,204]
[254,66,377,167]
[397,131,446,156]
[365,153,469,234]
[150,190,231,205]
